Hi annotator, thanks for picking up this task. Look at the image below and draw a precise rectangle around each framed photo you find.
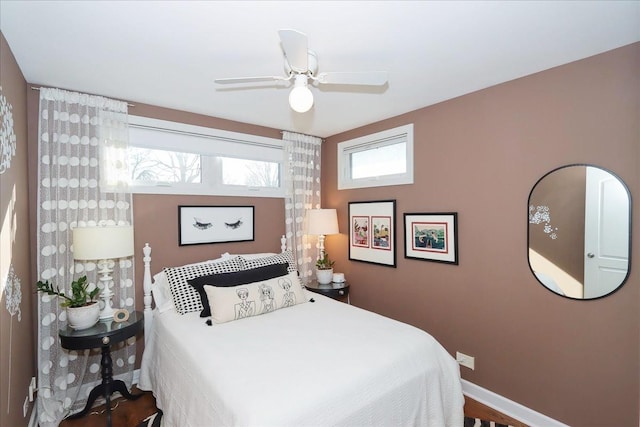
[404,212,458,264]
[178,205,255,246]
[348,200,396,267]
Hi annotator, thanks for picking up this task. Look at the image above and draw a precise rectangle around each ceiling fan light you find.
[289,85,314,113]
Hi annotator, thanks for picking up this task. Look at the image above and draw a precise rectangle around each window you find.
[337,124,413,189]
[126,116,284,197]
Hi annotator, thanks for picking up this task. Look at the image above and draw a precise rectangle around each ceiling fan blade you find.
[316,71,388,86]
[214,76,287,84]
[278,29,308,73]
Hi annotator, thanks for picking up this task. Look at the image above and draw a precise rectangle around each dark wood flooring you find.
[59,387,157,427]
[59,386,528,427]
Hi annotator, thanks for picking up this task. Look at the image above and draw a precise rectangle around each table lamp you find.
[72,225,134,320]
[305,209,339,260]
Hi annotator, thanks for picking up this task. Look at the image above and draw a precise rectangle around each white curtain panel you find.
[36,88,134,426]
[282,131,322,281]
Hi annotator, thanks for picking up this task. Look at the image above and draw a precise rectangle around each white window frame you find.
[337,123,414,190]
[127,116,285,197]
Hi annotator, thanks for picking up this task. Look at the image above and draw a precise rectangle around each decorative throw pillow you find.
[151,271,175,313]
[238,250,297,273]
[204,271,306,324]
[164,257,242,315]
[188,263,289,317]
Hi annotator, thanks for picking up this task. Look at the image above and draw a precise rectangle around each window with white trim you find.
[126,116,284,197]
[337,124,413,189]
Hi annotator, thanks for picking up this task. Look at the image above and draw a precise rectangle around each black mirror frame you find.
[527,163,632,300]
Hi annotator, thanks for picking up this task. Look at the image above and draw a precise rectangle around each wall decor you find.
[404,212,458,264]
[528,164,631,300]
[0,86,17,175]
[348,200,396,267]
[179,205,255,246]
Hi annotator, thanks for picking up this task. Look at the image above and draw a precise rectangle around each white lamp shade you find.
[306,209,339,235]
[73,225,134,260]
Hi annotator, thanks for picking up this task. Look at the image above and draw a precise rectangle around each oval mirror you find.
[528,164,632,300]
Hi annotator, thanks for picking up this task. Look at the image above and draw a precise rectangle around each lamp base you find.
[99,288,116,320]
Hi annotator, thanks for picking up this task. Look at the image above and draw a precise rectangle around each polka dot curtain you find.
[37,88,134,426]
[282,131,322,282]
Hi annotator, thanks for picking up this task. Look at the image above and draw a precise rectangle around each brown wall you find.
[0,32,36,425]
[323,43,640,426]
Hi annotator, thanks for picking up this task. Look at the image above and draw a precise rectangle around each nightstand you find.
[305,280,350,303]
[59,311,143,427]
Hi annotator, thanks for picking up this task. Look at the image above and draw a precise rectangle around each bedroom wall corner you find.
[321,42,640,427]
[0,31,37,426]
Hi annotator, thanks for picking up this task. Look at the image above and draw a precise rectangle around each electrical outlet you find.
[456,351,475,370]
[23,395,29,418]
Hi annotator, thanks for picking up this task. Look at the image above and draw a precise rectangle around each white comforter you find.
[138,291,464,427]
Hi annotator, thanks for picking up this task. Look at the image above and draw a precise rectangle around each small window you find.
[125,116,284,197]
[338,124,413,189]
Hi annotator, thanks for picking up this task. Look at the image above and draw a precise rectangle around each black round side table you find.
[59,311,143,427]
[305,280,350,303]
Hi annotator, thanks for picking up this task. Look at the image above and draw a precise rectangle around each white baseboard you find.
[462,379,569,427]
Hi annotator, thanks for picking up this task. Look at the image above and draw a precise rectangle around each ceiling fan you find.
[214,29,388,113]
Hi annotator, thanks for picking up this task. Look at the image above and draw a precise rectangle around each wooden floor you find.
[59,387,157,427]
[464,396,529,427]
[59,387,528,427]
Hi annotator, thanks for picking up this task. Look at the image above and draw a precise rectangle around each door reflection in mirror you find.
[528,164,631,300]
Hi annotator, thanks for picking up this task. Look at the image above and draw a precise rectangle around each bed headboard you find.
[141,235,288,343]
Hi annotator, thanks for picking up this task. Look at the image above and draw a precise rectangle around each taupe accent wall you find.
[0,32,36,425]
[323,43,639,426]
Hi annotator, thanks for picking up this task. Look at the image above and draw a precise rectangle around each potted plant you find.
[315,252,335,285]
[36,276,100,330]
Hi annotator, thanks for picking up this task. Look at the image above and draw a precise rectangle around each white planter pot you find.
[316,268,334,285]
[67,302,100,330]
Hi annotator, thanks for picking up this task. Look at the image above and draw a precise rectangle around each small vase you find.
[316,268,333,285]
[67,302,100,330]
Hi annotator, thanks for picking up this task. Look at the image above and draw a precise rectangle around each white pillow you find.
[204,271,306,324]
[151,271,175,313]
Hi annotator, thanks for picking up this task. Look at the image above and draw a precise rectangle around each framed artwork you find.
[403,212,458,265]
[348,200,396,267]
[178,205,255,246]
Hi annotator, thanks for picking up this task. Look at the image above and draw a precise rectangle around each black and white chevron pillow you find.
[238,250,297,273]
[165,257,242,315]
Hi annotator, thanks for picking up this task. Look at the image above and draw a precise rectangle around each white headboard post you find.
[142,243,153,344]
[281,235,287,253]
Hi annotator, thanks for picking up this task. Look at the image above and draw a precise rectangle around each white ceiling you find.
[1,1,638,138]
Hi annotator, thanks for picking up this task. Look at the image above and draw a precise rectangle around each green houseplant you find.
[36,276,101,329]
[315,252,335,285]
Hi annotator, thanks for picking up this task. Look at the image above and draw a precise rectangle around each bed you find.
[137,238,464,426]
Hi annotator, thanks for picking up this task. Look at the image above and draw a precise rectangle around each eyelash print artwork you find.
[225,219,243,229]
[193,217,213,230]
